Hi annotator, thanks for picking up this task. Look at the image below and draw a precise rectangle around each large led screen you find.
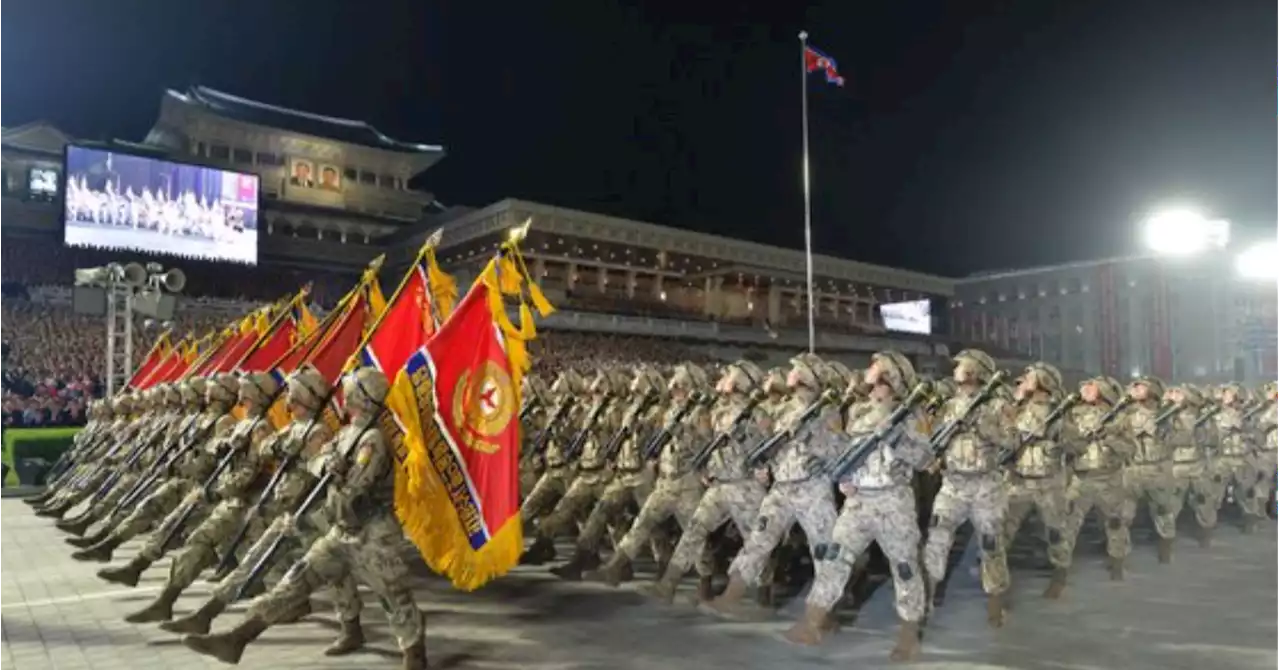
[63,145,259,265]
[879,299,932,335]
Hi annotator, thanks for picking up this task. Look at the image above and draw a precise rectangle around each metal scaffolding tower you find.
[104,281,134,397]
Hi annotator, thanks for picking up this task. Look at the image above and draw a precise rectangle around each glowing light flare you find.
[1141,209,1231,256]
[1234,241,1278,281]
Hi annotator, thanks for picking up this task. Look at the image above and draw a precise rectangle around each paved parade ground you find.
[2,498,1276,670]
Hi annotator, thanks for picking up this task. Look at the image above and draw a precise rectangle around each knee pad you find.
[1213,475,1223,483]
[1047,528,1063,545]
[1107,517,1123,530]
[1155,504,1169,516]
[980,533,998,553]
[895,561,915,581]
[1246,488,1256,499]
[929,514,940,528]
[1195,493,1207,504]
[756,517,768,532]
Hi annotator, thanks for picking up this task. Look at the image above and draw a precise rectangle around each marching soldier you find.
[1215,384,1267,531]
[519,370,587,552]
[518,374,553,500]
[792,350,931,660]
[71,375,237,561]
[36,391,146,519]
[1001,362,1075,599]
[28,399,113,508]
[183,368,427,669]
[587,363,714,586]
[922,349,1015,627]
[1120,377,1179,563]
[554,366,665,580]
[641,360,772,604]
[1163,384,1218,546]
[704,353,843,620]
[1060,377,1135,580]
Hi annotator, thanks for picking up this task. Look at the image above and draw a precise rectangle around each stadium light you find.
[1234,241,1278,281]
[1141,209,1231,256]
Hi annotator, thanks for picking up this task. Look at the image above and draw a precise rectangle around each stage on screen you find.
[880,299,932,335]
[62,145,260,266]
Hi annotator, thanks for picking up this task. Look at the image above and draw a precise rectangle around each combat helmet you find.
[720,359,766,395]
[953,349,998,383]
[550,369,587,397]
[206,373,239,408]
[1021,362,1065,399]
[179,377,207,408]
[669,362,710,393]
[286,365,330,415]
[343,367,389,415]
[239,371,280,409]
[869,350,918,398]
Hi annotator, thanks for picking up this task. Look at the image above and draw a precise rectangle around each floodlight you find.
[1235,241,1277,281]
[1142,209,1230,256]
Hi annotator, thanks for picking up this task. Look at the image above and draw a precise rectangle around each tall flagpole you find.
[799,30,816,353]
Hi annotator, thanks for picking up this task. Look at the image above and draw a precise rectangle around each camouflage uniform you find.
[536,369,637,578]
[71,378,233,559]
[1163,386,1219,545]
[519,371,585,529]
[1119,377,1179,561]
[642,361,773,604]
[705,353,844,619]
[588,364,713,585]
[41,393,156,517]
[1001,363,1075,597]
[923,349,1015,626]
[1060,377,1135,579]
[184,368,426,668]
[794,350,931,659]
[1215,385,1267,528]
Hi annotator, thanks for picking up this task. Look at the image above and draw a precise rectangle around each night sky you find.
[3,0,1274,277]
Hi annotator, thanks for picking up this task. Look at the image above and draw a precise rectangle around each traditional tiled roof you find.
[167,86,443,155]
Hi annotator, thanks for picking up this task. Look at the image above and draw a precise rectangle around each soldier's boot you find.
[277,599,312,624]
[696,576,715,603]
[1107,556,1125,581]
[323,618,366,656]
[1157,538,1174,564]
[27,491,54,506]
[125,585,182,623]
[702,573,769,620]
[888,620,922,662]
[585,553,631,587]
[57,513,98,537]
[36,501,74,519]
[782,604,830,646]
[402,637,429,670]
[519,536,557,566]
[206,562,237,584]
[98,556,153,587]
[549,549,597,581]
[1195,525,1213,548]
[182,616,268,665]
[1042,568,1068,600]
[71,536,125,563]
[986,592,1006,628]
[756,582,775,608]
[68,527,112,549]
[637,564,683,604]
[160,599,227,635]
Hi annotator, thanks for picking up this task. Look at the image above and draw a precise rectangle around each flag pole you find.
[799,30,816,353]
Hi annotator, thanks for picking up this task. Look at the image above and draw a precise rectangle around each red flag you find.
[240,319,296,373]
[128,332,172,389]
[307,293,370,385]
[359,260,434,375]
[804,44,845,87]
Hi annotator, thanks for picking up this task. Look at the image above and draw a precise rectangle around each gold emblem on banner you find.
[452,361,514,455]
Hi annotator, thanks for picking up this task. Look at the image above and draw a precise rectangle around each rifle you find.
[1082,396,1135,440]
[1242,400,1274,423]
[519,396,542,423]
[526,399,571,456]
[687,390,767,473]
[45,427,112,488]
[83,420,173,507]
[561,395,614,462]
[744,390,839,468]
[927,372,1007,454]
[642,392,710,461]
[209,387,335,575]
[112,412,208,511]
[233,409,383,601]
[825,383,931,481]
[1193,404,1221,429]
[601,391,660,462]
[997,393,1079,465]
